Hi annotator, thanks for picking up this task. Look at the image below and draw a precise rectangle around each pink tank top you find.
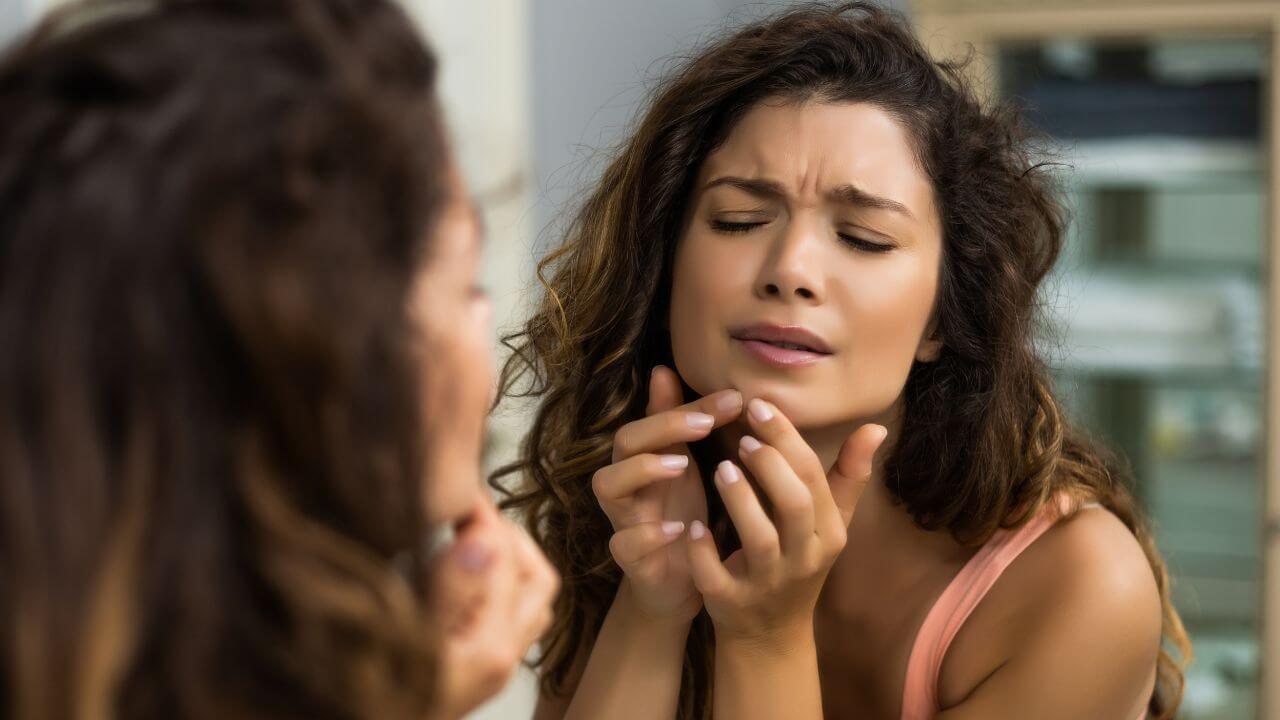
[899,494,1154,720]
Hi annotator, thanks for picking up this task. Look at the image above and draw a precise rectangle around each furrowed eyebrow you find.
[827,184,915,220]
[703,176,914,220]
[702,176,787,199]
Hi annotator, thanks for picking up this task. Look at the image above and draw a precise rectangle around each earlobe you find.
[915,338,943,363]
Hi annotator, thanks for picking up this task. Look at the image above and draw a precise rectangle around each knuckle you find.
[704,582,729,600]
[774,491,812,517]
[632,562,662,587]
[608,533,630,564]
[826,526,848,551]
[743,532,780,559]
[800,464,826,486]
[590,470,609,500]
[699,574,731,599]
[611,427,634,460]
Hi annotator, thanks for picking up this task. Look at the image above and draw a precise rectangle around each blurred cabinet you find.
[910,2,1280,719]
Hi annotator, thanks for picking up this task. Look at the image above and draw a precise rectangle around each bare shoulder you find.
[938,504,1162,710]
[1028,503,1161,604]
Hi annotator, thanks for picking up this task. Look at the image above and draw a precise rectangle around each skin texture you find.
[537,101,1160,720]
[412,170,560,720]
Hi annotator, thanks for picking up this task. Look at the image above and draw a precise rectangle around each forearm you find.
[563,581,692,720]
[713,624,823,720]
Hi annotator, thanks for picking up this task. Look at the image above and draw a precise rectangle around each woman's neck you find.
[708,411,971,585]
[709,405,896,472]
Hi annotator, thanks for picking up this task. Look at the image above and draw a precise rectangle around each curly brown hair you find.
[493,2,1192,718]
[0,1,449,718]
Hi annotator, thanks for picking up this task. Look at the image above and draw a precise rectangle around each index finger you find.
[742,398,834,530]
[611,367,742,462]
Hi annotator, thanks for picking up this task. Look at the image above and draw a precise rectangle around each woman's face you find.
[411,167,493,525]
[669,100,943,439]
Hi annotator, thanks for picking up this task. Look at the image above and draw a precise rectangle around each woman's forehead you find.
[698,100,935,220]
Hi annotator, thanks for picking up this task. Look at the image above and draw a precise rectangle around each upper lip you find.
[729,323,833,354]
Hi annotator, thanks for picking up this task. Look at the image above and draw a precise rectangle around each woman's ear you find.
[915,335,943,363]
[915,308,943,363]
[916,327,947,361]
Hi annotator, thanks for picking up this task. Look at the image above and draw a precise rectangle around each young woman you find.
[495,3,1191,719]
[0,1,556,718]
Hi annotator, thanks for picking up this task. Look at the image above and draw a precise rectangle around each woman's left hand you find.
[429,497,560,720]
[685,398,887,649]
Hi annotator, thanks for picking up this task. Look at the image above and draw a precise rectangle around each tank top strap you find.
[900,493,1076,719]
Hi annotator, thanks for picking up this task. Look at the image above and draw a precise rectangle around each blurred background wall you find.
[0,2,21,46]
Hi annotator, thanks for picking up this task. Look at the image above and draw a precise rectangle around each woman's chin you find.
[733,383,822,425]
[677,366,841,424]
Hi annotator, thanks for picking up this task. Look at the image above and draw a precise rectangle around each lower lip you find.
[735,339,830,367]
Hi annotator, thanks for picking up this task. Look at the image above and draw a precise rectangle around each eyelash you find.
[709,220,894,254]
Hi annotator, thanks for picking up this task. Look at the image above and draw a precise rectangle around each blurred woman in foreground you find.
[0,1,556,718]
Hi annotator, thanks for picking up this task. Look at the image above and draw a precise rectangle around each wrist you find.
[715,618,815,660]
[615,579,698,632]
[712,619,823,720]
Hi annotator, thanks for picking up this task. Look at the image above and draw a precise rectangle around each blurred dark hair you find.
[0,1,449,718]
[494,2,1190,718]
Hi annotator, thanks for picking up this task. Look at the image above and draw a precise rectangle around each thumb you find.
[827,424,889,526]
[646,364,685,415]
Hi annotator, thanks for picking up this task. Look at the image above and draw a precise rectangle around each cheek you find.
[423,299,493,412]
[836,257,939,390]
[668,234,742,394]
[418,302,492,524]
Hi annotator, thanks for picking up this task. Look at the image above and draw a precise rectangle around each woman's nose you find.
[754,220,826,304]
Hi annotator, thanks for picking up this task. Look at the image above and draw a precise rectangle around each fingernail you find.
[748,398,774,423]
[660,454,689,471]
[715,391,742,413]
[689,520,707,540]
[453,540,493,573]
[874,424,889,443]
[686,412,714,430]
[662,520,685,537]
[739,435,762,454]
[716,460,741,485]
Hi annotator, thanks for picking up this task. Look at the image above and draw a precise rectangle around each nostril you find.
[764,283,781,296]
[795,287,815,299]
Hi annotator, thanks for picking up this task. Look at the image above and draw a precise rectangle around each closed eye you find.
[711,219,766,234]
[837,233,894,253]
[712,219,895,254]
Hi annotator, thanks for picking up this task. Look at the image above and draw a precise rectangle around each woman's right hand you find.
[593,365,742,623]
[430,496,560,720]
